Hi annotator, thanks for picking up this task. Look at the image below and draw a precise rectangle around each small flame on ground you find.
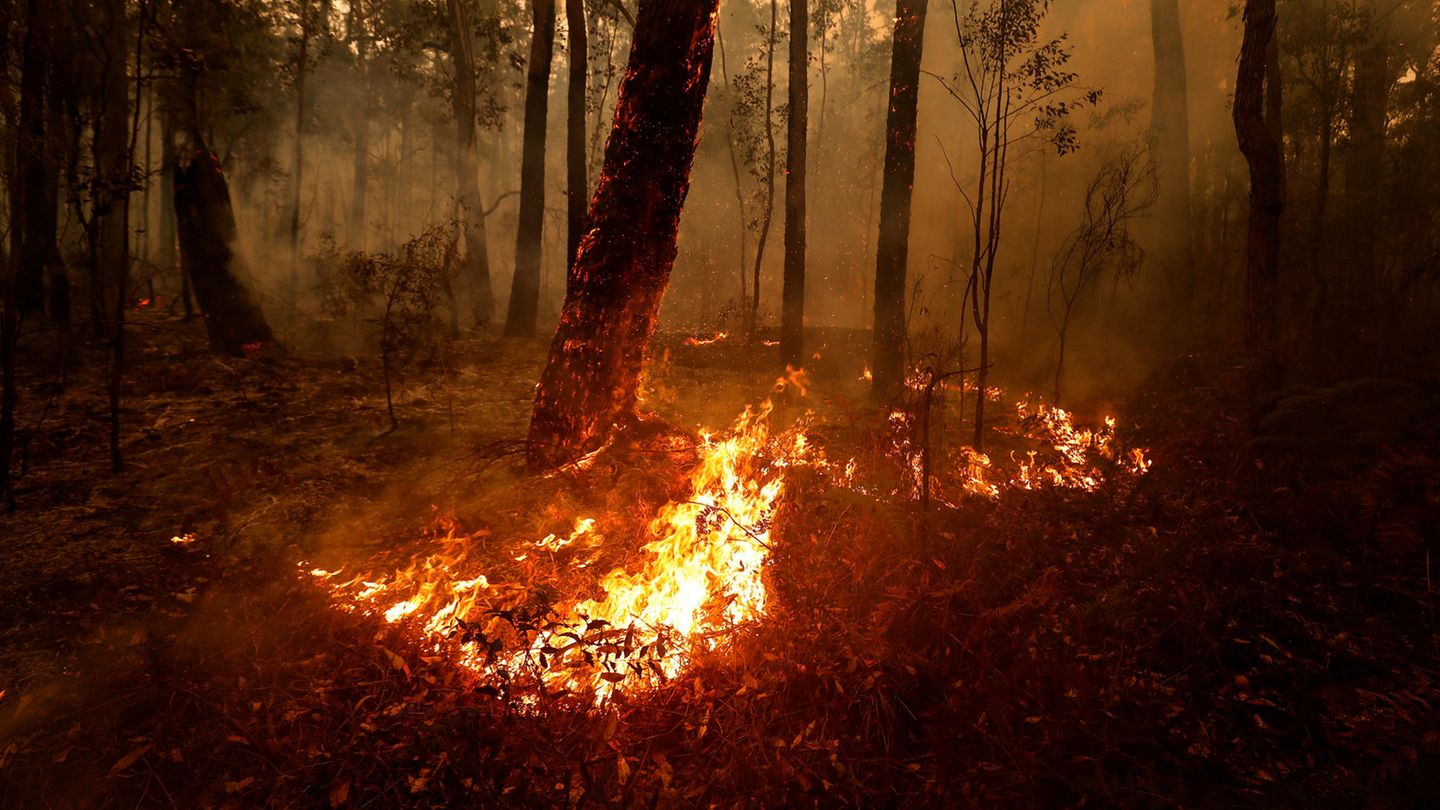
[683,331,729,347]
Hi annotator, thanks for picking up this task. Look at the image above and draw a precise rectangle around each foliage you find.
[318,223,455,431]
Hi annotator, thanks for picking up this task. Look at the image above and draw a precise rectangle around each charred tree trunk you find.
[565,0,588,266]
[526,0,719,470]
[15,0,54,319]
[1148,0,1193,303]
[93,0,131,336]
[169,64,275,356]
[448,0,496,325]
[504,0,556,338]
[1234,0,1282,351]
[871,0,928,396]
[780,0,808,368]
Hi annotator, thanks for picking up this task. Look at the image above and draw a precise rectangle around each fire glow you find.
[307,396,812,701]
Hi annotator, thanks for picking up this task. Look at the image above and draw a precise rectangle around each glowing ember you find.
[683,330,729,346]
[170,533,197,545]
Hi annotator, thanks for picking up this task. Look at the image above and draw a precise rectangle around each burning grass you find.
[3,328,1439,807]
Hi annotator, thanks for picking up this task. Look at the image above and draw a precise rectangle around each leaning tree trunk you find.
[871,0,928,396]
[564,0,588,266]
[169,66,275,355]
[1234,0,1282,351]
[1149,0,1193,304]
[504,0,556,338]
[779,0,808,368]
[526,0,720,470]
[447,0,495,325]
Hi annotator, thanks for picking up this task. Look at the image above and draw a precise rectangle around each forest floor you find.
[2,310,1439,808]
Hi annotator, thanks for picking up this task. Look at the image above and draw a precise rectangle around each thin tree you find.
[748,0,780,342]
[505,0,556,338]
[527,0,720,470]
[565,0,588,265]
[448,0,496,325]
[780,0,809,367]
[1234,0,1282,350]
[1149,0,1193,304]
[932,0,1096,449]
[288,0,310,303]
[349,0,369,250]
[871,0,929,397]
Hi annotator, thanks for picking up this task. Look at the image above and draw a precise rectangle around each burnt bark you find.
[1234,0,1282,351]
[448,0,495,325]
[780,0,808,367]
[169,64,275,356]
[504,0,556,338]
[93,0,131,338]
[871,0,928,396]
[526,0,719,470]
[565,0,588,266]
[1148,0,1193,301]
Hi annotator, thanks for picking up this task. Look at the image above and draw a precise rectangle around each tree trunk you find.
[1234,0,1282,351]
[526,0,719,470]
[169,65,275,356]
[448,0,496,325]
[15,0,54,319]
[871,0,928,396]
[289,0,309,299]
[350,0,369,251]
[1343,6,1387,342]
[748,0,778,340]
[565,0,588,266]
[93,0,130,336]
[1148,0,1193,302]
[780,0,808,367]
[504,0,556,338]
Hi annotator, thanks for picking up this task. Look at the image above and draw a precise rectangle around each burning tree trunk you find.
[169,62,275,356]
[564,0,588,266]
[447,0,496,325]
[1148,0,1193,303]
[1234,0,1282,351]
[526,0,719,470]
[504,0,556,338]
[871,0,928,396]
[780,0,808,368]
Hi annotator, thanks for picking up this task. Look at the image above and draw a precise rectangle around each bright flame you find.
[683,331,728,347]
[309,390,813,700]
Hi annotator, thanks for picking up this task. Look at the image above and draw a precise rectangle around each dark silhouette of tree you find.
[505,0,556,338]
[565,0,588,266]
[1235,0,1282,351]
[871,0,928,397]
[780,0,809,367]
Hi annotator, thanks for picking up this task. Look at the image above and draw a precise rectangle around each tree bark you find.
[871,0,928,396]
[1343,6,1387,338]
[504,0,556,338]
[350,0,369,251]
[780,0,808,367]
[289,0,309,298]
[1148,0,1193,302]
[565,0,588,267]
[93,0,130,336]
[14,0,55,319]
[1234,0,1282,351]
[526,0,719,470]
[448,0,496,325]
[169,64,275,355]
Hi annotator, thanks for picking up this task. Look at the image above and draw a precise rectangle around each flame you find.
[860,364,873,382]
[683,330,728,346]
[308,388,813,700]
[1010,400,1150,492]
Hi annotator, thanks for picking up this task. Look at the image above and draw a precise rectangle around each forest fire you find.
[308,392,813,700]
